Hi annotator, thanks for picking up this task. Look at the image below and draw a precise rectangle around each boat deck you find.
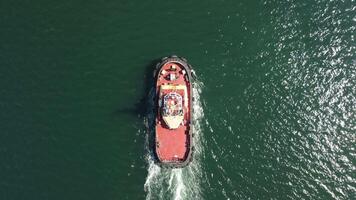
[155,61,191,162]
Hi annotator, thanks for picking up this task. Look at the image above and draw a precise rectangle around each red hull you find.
[154,56,194,168]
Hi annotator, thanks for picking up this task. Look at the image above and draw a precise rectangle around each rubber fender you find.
[189,149,194,162]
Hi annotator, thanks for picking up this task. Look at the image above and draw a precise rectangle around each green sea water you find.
[1,0,355,199]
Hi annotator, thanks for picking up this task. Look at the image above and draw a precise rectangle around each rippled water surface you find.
[0,0,355,199]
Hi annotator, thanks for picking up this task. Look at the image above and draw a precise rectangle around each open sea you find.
[0,0,355,199]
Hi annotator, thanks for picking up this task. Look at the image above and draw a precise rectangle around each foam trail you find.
[144,80,205,200]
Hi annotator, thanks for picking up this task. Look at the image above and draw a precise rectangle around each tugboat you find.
[153,55,195,168]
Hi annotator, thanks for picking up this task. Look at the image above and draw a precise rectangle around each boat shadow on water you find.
[112,59,159,157]
[112,59,159,118]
